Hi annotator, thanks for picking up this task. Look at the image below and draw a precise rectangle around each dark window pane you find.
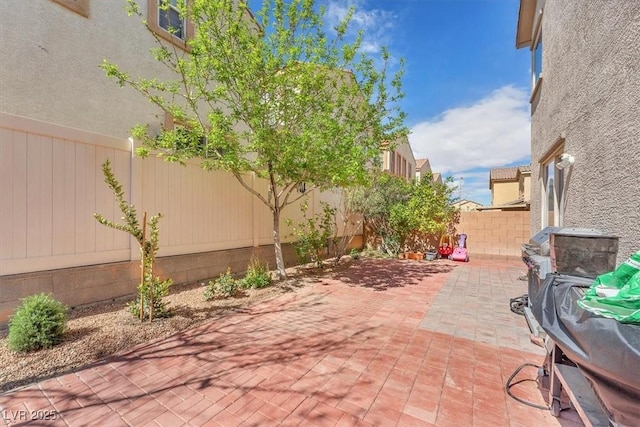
[159,6,184,39]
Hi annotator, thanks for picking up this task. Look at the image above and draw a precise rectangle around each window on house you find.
[531,7,543,96]
[159,0,185,39]
[164,113,209,156]
[148,0,194,49]
[532,33,542,87]
[542,156,564,227]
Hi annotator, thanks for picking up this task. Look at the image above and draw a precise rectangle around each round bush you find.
[7,293,68,352]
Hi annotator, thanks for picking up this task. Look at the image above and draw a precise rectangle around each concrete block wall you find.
[0,244,297,328]
[0,237,364,328]
[456,211,530,259]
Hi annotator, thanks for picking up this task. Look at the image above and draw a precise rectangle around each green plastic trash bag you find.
[592,250,640,289]
[578,251,640,324]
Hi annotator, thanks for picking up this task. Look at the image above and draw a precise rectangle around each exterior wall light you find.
[557,153,575,170]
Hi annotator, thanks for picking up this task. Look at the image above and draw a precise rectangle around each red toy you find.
[451,233,470,262]
[437,235,454,259]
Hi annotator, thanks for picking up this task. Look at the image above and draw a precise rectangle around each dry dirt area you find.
[0,260,355,394]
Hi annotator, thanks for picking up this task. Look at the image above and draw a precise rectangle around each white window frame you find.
[541,145,565,228]
[530,6,544,102]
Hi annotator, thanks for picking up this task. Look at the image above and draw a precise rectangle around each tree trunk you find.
[272,206,287,279]
[267,165,287,280]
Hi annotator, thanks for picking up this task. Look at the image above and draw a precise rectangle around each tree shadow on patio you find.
[6,292,373,422]
[329,258,456,291]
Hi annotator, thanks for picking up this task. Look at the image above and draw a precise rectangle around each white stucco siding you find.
[0,1,180,139]
[529,0,640,262]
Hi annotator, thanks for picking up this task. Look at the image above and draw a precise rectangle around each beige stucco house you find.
[483,165,531,210]
[453,199,483,212]
[381,136,416,181]
[415,158,443,184]
[516,0,640,261]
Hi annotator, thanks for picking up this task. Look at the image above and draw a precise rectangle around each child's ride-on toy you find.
[451,233,470,262]
[437,235,454,259]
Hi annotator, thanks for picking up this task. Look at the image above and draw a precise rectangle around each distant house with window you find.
[415,158,443,184]
[381,136,416,181]
[516,0,640,260]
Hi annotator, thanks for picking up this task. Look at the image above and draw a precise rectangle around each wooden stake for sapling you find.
[140,212,147,322]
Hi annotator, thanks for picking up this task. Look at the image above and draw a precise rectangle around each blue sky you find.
[249,0,532,205]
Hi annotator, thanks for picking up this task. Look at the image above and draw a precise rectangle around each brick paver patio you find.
[1,258,583,426]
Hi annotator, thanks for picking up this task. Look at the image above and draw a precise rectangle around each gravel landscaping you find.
[0,261,353,394]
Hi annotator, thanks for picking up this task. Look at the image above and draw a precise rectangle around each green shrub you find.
[7,293,68,353]
[205,269,239,300]
[287,201,335,268]
[127,277,173,319]
[241,256,272,289]
[349,248,360,260]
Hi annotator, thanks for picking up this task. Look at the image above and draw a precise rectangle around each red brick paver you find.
[0,258,583,426]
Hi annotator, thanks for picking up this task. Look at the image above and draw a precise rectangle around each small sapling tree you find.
[94,159,172,321]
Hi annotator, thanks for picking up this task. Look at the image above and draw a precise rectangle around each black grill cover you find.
[532,273,640,426]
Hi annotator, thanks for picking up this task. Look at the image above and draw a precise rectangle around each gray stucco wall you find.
[529,1,640,262]
[0,1,173,139]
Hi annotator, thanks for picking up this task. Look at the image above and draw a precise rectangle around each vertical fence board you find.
[0,129,14,260]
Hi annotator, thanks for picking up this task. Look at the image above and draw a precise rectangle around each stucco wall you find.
[492,181,519,205]
[0,1,179,139]
[529,1,640,262]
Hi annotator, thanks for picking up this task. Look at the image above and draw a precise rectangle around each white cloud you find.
[410,85,531,174]
[325,1,396,55]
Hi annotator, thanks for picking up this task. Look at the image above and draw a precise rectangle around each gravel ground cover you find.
[0,261,353,394]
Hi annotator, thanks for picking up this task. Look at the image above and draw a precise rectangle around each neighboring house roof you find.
[432,172,442,184]
[415,158,430,170]
[490,166,519,181]
[489,165,530,188]
[519,165,531,173]
[453,199,483,207]
[477,196,529,211]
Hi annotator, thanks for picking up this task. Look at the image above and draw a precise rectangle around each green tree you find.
[350,172,457,255]
[404,174,458,251]
[102,0,406,278]
[349,173,413,255]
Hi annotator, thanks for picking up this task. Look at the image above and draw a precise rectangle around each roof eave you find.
[515,0,536,49]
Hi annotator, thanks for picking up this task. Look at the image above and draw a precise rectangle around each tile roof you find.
[490,164,531,181]
[415,158,430,170]
[490,166,519,181]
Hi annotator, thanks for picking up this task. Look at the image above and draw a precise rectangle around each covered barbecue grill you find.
[519,227,640,425]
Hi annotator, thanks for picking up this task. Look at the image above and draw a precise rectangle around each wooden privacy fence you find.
[0,112,343,277]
